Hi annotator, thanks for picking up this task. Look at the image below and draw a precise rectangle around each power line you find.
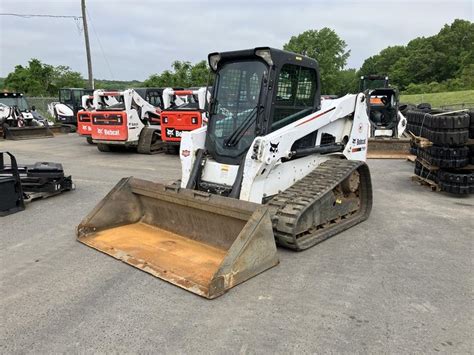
[0,12,83,33]
[2,9,94,88]
[0,13,82,20]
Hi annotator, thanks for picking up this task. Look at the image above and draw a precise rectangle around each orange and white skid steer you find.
[77,90,121,144]
[90,88,166,153]
[160,87,210,153]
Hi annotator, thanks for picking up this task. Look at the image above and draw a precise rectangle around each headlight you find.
[162,116,168,124]
[191,117,198,124]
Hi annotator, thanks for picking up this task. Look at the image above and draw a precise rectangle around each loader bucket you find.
[3,126,54,140]
[367,137,411,159]
[77,177,278,299]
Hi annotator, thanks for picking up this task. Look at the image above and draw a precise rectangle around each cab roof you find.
[208,47,319,72]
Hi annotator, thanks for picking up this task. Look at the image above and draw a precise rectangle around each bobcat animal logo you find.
[166,128,174,136]
[269,142,279,153]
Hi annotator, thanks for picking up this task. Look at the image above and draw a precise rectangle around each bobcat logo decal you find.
[269,142,279,153]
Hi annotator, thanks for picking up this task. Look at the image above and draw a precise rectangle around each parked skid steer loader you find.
[0,92,54,140]
[78,48,373,299]
[360,75,410,158]
[160,87,209,152]
[48,88,93,127]
[90,88,166,153]
[77,90,120,144]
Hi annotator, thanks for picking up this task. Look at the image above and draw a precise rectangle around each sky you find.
[0,0,472,81]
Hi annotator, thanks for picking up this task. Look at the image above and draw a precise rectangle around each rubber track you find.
[267,159,372,251]
[407,123,469,146]
[416,146,469,168]
[415,159,439,183]
[137,127,166,154]
[407,110,470,129]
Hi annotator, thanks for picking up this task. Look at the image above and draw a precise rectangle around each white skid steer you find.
[78,48,373,298]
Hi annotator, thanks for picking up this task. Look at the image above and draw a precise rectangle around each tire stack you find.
[406,107,474,195]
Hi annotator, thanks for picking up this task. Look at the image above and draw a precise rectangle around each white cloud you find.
[0,0,472,81]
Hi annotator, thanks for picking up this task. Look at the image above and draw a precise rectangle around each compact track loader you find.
[78,48,373,298]
[77,90,120,144]
[359,75,410,158]
[160,87,209,153]
[0,92,54,140]
[48,88,93,127]
[90,88,167,153]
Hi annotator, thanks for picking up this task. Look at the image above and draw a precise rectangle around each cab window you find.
[146,91,163,107]
[271,64,317,131]
[60,89,72,102]
[73,90,82,104]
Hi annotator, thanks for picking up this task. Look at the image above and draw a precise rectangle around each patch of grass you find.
[400,90,474,108]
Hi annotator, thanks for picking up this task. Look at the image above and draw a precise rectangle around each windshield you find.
[206,60,267,163]
[362,79,388,91]
[171,94,199,110]
[98,95,125,111]
[59,89,72,103]
[0,96,29,111]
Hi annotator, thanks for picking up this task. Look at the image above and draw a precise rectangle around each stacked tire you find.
[407,107,473,195]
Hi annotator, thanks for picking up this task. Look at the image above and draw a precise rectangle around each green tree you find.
[359,19,473,92]
[144,60,210,88]
[52,65,84,91]
[283,28,350,94]
[333,69,358,96]
[359,45,406,78]
[3,59,85,96]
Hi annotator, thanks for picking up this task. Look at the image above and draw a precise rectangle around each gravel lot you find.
[1,134,473,353]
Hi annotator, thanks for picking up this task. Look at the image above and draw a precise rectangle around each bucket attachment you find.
[77,177,279,299]
[367,137,411,159]
[3,126,54,140]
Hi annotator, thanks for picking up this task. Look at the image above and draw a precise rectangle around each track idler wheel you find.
[341,170,360,194]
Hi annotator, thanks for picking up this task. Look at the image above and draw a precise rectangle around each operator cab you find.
[359,75,401,136]
[367,88,399,129]
[59,88,93,113]
[206,47,321,165]
[134,88,165,110]
[0,92,30,111]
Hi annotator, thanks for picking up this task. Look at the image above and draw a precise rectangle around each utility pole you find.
[81,0,93,89]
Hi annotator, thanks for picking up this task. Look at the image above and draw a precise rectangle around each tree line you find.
[2,19,472,97]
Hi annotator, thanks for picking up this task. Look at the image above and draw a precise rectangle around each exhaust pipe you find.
[77,177,278,299]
